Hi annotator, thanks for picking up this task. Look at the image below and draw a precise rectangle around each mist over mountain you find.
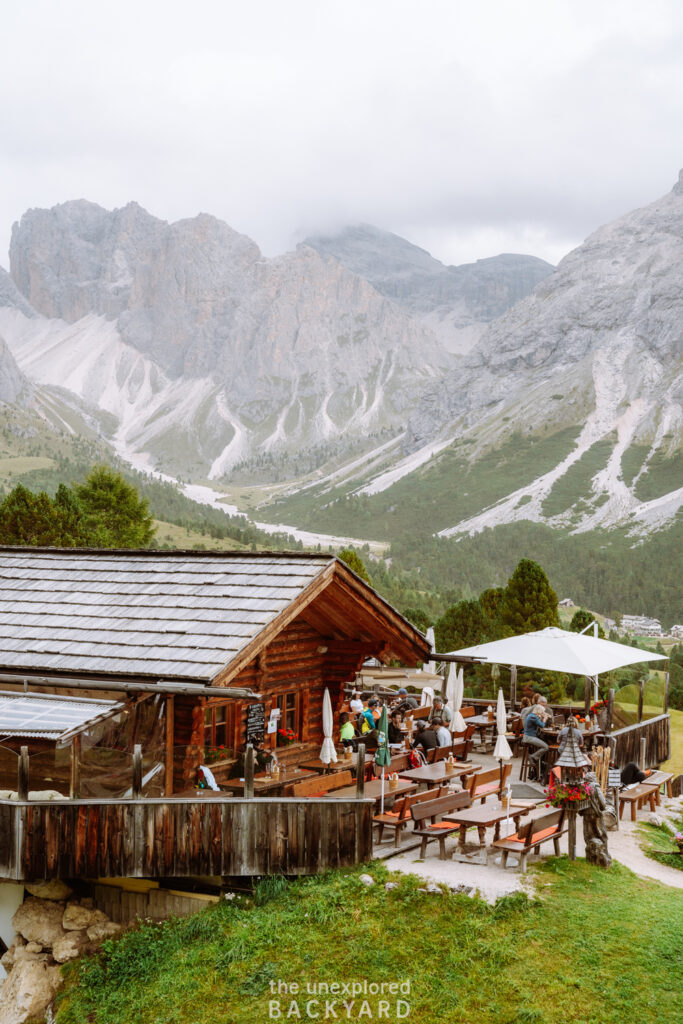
[305,224,553,353]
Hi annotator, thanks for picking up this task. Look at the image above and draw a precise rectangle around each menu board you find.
[246,703,266,744]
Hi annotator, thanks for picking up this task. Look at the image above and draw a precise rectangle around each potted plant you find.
[277,727,298,746]
[545,778,593,811]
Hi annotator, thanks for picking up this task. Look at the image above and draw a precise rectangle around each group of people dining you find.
[339,688,455,755]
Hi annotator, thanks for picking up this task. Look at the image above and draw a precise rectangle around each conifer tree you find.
[501,558,559,633]
[337,548,371,584]
[75,466,155,548]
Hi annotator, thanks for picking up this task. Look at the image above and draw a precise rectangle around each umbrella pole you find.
[381,767,385,815]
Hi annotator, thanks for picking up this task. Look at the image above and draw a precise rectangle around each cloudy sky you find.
[2,0,682,268]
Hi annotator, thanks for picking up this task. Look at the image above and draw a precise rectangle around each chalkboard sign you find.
[246,703,266,744]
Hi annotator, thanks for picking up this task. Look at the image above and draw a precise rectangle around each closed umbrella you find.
[420,686,434,708]
[448,664,467,733]
[493,687,513,761]
[374,704,391,814]
[423,626,436,675]
[320,688,338,766]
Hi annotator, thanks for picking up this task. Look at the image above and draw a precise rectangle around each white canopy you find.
[451,627,667,676]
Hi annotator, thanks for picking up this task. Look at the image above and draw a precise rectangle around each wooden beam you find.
[70,735,81,800]
[165,696,174,796]
[18,747,29,801]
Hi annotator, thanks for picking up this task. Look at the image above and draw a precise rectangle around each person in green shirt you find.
[339,712,356,748]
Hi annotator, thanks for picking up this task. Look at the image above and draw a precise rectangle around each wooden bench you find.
[373,786,450,847]
[465,764,511,804]
[645,770,674,799]
[286,769,355,797]
[410,791,472,860]
[433,739,473,763]
[618,782,660,821]
[373,753,411,777]
[492,808,567,873]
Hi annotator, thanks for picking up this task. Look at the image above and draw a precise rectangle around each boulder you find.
[12,897,66,947]
[23,944,41,955]
[0,953,61,1024]
[358,874,375,887]
[62,902,95,931]
[86,921,121,944]
[52,930,89,964]
[24,880,72,901]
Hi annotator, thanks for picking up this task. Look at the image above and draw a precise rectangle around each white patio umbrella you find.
[423,626,436,675]
[420,686,434,708]
[447,663,467,733]
[450,627,667,676]
[319,688,338,765]
[493,687,513,761]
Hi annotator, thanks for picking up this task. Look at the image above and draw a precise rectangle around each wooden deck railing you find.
[609,714,671,769]
[0,795,373,882]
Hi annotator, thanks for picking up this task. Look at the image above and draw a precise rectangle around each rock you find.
[24,880,72,901]
[424,883,443,895]
[12,897,67,947]
[62,902,95,931]
[0,949,15,972]
[23,943,42,954]
[52,930,89,963]
[384,882,399,892]
[449,883,474,896]
[79,897,95,910]
[86,921,121,943]
[0,952,61,1024]
[647,813,663,827]
[358,874,375,887]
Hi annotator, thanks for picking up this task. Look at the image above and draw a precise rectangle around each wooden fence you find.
[0,795,373,882]
[609,714,670,769]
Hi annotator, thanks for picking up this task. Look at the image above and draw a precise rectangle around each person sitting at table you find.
[432,716,451,747]
[394,687,419,712]
[427,696,452,726]
[519,696,533,724]
[339,712,356,748]
[228,737,275,778]
[557,715,584,754]
[349,690,364,714]
[522,703,549,781]
[412,719,438,755]
[360,702,377,732]
[387,710,404,745]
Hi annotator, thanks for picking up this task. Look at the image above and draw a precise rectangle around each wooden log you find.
[663,672,669,715]
[509,665,517,712]
[637,680,644,724]
[17,747,29,801]
[132,745,142,799]
[243,745,254,799]
[356,744,366,799]
[584,677,592,717]
[639,736,647,771]
[567,806,577,861]
[606,688,614,734]
[165,696,175,796]
[70,735,81,800]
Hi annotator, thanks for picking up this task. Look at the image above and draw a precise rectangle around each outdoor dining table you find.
[444,801,532,847]
[222,765,315,796]
[321,778,417,808]
[398,761,481,786]
[299,753,374,774]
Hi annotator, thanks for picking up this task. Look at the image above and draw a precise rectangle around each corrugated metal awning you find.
[0,690,124,743]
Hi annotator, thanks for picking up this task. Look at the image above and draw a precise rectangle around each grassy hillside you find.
[56,861,683,1024]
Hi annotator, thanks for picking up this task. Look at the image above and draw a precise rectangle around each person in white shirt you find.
[349,691,364,714]
[432,716,451,747]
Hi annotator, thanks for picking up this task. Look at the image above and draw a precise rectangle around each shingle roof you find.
[0,549,334,682]
[0,690,123,741]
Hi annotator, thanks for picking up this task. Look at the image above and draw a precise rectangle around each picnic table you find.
[222,765,314,796]
[399,762,481,786]
[445,801,532,847]
[299,753,374,774]
[322,778,417,808]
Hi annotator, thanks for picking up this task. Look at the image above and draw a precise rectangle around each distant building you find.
[670,625,683,640]
[619,614,663,637]
[559,598,574,608]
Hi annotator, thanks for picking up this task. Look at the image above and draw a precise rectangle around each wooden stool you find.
[520,743,531,782]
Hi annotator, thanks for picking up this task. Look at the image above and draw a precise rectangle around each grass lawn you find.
[637,807,683,873]
[663,708,683,777]
[56,860,683,1024]
[0,455,55,478]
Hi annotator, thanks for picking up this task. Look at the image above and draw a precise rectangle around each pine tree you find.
[337,548,371,584]
[569,607,605,638]
[74,467,155,548]
[435,599,488,651]
[501,558,559,633]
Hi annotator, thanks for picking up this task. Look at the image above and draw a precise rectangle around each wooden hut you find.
[0,547,430,793]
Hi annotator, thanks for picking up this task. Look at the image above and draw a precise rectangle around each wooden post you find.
[70,735,81,800]
[17,746,29,801]
[637,680,644,723]
[584,677,592,717]
[132,744,142,798]
[567,807,577,861]
[663,672,669,715]
[244,744,254,799]
[606,688,615,733]
[510,665,517,712]
[639,736,647,771]
[165,695,175,796]
[356,743,366,799]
